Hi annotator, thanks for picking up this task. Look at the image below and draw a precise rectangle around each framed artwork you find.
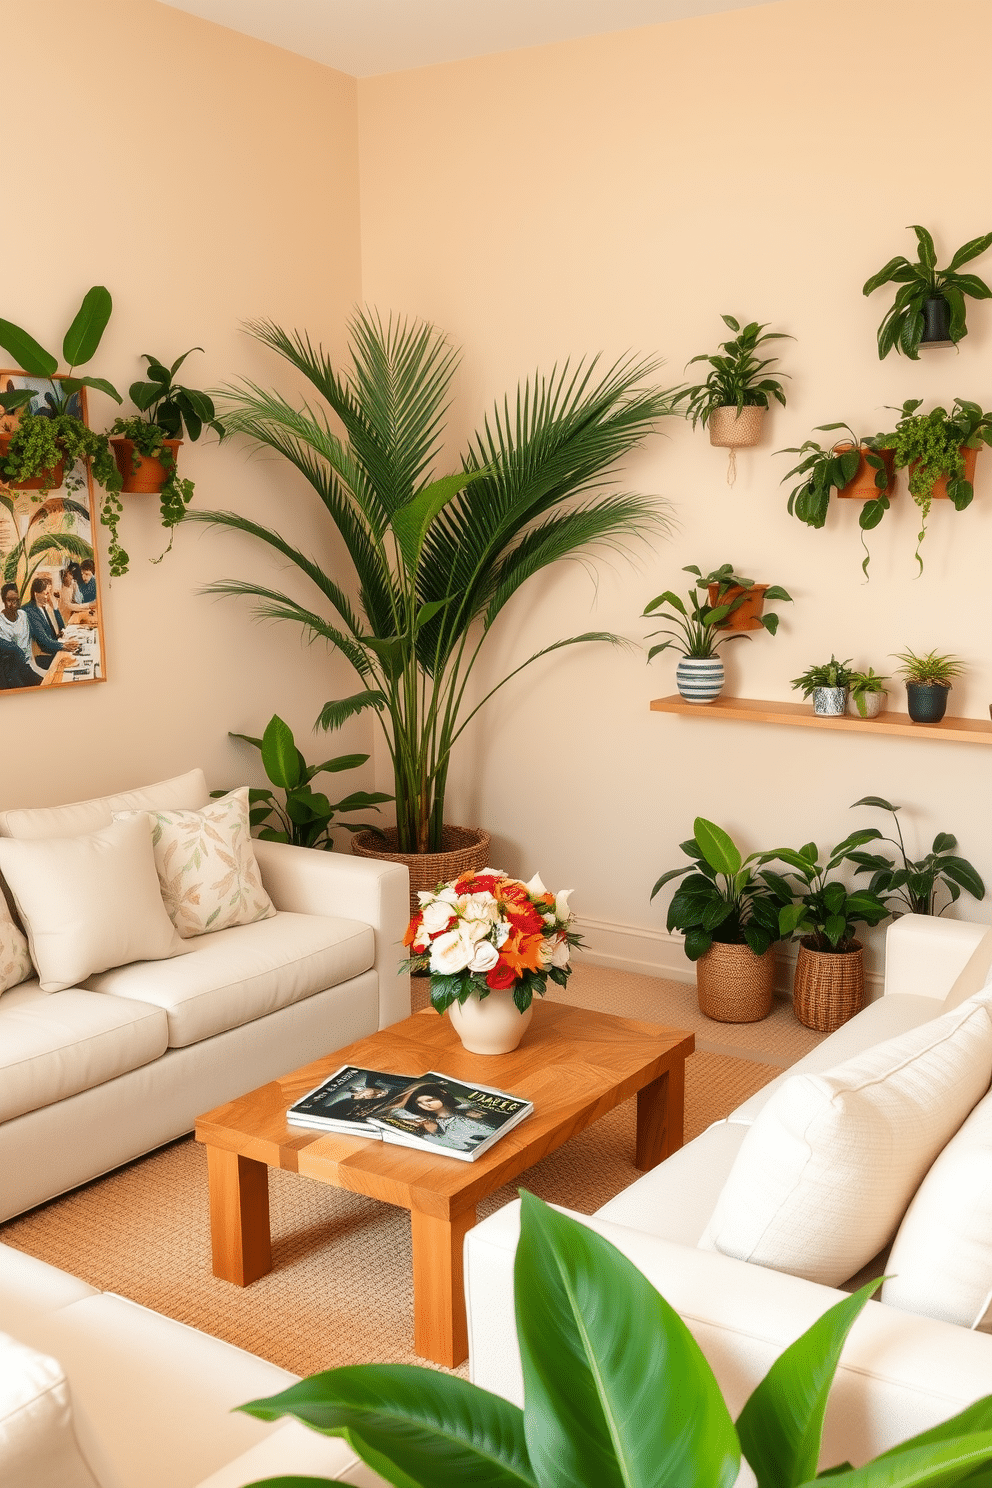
[0,374,107,696]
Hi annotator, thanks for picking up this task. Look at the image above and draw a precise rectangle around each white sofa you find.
[465,914,992,1467]
[0,770,411,1223]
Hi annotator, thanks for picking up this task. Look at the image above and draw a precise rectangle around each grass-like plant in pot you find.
[879,399,992,573]
[652,817,793,1021]
[676,314,791,480]
[790,655,853,717]
[236,1188,992,1488]
[863,223,992,359]
[186,309,679,861]
[644,565,787,704]
[846,667,889,720]
[778,422,894,578]
[849,795,986,915]
[892,648,964,725]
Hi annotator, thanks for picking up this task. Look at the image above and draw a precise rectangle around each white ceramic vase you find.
[448,988,534,1055]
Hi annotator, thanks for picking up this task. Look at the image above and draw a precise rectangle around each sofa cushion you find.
[595,1119,750,1244]
[87,911,375,1047]
[116,788,274,939]
[0,893,31,996]
[699,991,992,1287]
[0,1332,104,1488]
[0,770,209,841]
[942,929,992,1012]
[0,817,183,994]
[0,987,169,1123]
[883,1084,992,1329]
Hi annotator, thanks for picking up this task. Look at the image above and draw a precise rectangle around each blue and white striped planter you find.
[675,656,725,704]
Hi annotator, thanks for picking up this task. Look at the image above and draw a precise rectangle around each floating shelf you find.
[650,694,992,746]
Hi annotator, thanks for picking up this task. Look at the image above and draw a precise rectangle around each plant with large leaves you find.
[765,833,890,952]
[848,795,986,916]
[188,311,678,854]
[235,1189,992,1488]
[863,224,992,360]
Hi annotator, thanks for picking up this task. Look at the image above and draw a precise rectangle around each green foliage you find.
[676,314,791,427]
[880,401,992,571]
[643,561,790,661]
[215,713,391,851]
[187,309,679,853]
[682,562,792,636]
[0,286,122,407]
[891,648,964,685]
[235,1191,992,1488]
[764,835,890,952]
[778,422,892,577]
[847,668,889,717]
[790,655,853,696]
[651,816,793,960]
[124,348,224,441]
[863,224,992,359]
[848,796,986,916]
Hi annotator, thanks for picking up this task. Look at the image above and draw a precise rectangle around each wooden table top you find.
[195,1000,694,1220]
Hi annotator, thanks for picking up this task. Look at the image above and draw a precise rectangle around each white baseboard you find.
[571,914,885,1001]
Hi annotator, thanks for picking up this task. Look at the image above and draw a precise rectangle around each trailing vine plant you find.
[880,398,992,573]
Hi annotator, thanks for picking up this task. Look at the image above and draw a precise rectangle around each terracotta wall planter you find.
[707,405,764,449]
[0,432,64,492]
[707,582,768,632]
[110,437,182,494]
[910,443,979,500]
[835,444,896,501]
[351,824,491,915]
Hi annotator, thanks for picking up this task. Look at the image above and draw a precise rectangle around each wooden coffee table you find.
[195,1000,693,1367]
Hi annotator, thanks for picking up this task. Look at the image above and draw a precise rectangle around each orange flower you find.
[403,913,423,948]
[499,929,545,977]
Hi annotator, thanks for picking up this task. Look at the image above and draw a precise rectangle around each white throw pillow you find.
[698,991,992,1286]
[0,768,209,841]
[116,786,275,939]
[883,1084,992,1329]
[0,893,32,995]
[0,1332,102,1488]
[0,816,182,994]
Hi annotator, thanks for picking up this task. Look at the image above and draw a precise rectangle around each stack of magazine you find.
[286,1064,532,1162]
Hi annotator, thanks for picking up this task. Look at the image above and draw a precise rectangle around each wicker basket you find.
[695,941,775,1023]
[707,404,765,449]
[793,939,864,1032]
[351,825,492,916]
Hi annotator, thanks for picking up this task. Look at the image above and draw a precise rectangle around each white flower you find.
[524,872,547,897]
[430,928,475,975]
[412,923,431,951]
[467,939,499,973]
[416,889,436,908]
[555,889,573,924]
[438,886,461,906]
[462,892,498,926]
[551,935,570,969]
[494,920,511,947]
[422,899,457,934]
[538,936,555,967]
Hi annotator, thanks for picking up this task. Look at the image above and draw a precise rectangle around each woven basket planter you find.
[695,941,775,1023]
[793,938,864,1032]
[708,405,765,449]
[351,825,491,915]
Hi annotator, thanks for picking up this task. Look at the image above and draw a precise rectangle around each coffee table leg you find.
[206,1146,272,1285]
[410,1207,476,1367]
[635,1060,685,1170]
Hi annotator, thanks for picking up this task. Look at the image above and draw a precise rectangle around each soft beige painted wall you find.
[357,0,992,959]
[2,0,366,811]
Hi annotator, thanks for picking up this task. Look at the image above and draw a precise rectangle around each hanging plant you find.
[778,422,894,578]
[676,315,791,484]
[879,399,992,573]
[863,224,992,359]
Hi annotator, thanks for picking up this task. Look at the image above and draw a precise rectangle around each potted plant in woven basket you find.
[676,314,791,484]
[892,648,964,724]
[765,835,890,1032]
[652,818,792,1022]
[403,869,578,1053]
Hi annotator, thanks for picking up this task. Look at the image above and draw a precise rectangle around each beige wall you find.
[2,0,366,810]
[357,0,992,963]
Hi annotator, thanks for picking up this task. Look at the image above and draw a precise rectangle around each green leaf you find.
[0,318,58,378]
[62,285,113,368]
[238,1365,536,1488]
[260,714,303,790]
[694,818,742,877]
[315,692,387,733]
[851,796,897,812]
[650,865,693,898]
[947,231,992,271]
[60,374,122,403]
[514,1192,740,1488]
[911,224,937,273]
[863,256,912,296]
[391,470,482,573]
[941,858,986,900]
[807,1430,992,1487]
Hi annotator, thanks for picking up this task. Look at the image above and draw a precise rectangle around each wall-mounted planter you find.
[708,405,764,449]
[835,444,897,501]
[706,582,768,632]
[675,656,724,704]
[0,432,64,491]
[110,437,183,494]
[920,294,954,349]
[909,443,979,500]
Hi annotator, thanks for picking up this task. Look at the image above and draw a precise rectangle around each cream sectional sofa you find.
[465,913,992,1468]
[0,769,411,1223]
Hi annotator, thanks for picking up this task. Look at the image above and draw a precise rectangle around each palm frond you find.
[199,579,376,678]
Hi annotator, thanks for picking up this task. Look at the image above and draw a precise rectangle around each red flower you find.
[403,913,423,948]
[504,901,544,935]
[486,958,518,991]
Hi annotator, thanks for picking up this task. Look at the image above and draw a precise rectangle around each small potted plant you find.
[676,314,791,482]
[863,224,992,359]
[879,399,992,573]
[643,568,776,703]
[892,648,964,724]
[849,796,985,915]
[790,655,853,716]
[687,562,792,634]
[779,422,895,578]
[766,834,890,1031]
[846,667,889,720]
[651,817,792,1022]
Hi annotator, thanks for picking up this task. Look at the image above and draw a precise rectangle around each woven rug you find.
[1,966,820,1378]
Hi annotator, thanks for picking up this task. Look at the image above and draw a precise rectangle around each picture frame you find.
[0,374,108,696]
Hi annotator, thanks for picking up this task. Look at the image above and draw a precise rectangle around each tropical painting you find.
[0,375,106,695]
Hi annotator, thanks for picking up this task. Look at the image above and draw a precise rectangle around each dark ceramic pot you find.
[920,295,953,348]
[906,681,950,724]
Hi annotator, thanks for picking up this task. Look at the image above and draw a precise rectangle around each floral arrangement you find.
[404,870,578,1014]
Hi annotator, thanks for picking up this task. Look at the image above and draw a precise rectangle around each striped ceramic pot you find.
[675,656,725,704]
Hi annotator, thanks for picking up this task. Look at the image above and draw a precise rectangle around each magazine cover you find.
[287,1065,415,1135]
[369,1071,532,1161]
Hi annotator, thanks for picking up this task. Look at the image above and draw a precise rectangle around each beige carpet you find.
[1,966,822,1378]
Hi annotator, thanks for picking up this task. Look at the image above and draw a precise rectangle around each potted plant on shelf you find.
[879,398,992,573]
[687,561,792,634]
[186,310,680,900]
[863,223,992,359]
[766,834,890,1031]
[892,648,964,724]
[676,314,791,483]
[790,654,853,716]
[237,1190,992,1488]
[108,348,225,563]
[848,795,986,915]
[779,421,895,578]
[404,870,577,1054]
[644,564,787,704]
[651,817,792,1022]
[846,667,889,719]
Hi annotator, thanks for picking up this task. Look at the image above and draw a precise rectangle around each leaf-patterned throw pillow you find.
[115,787,276,939]
[0,888,33,992]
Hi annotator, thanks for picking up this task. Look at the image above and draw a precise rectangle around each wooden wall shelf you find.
[650,694,992,746]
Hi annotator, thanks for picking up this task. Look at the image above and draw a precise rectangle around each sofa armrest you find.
[883,913,989,1001]
[465,1200,992,1467]
[252,841,410,1029]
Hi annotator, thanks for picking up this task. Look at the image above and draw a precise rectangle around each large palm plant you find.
[189,311,677,853]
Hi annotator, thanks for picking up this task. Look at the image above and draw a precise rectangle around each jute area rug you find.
[0,964,823,1379]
